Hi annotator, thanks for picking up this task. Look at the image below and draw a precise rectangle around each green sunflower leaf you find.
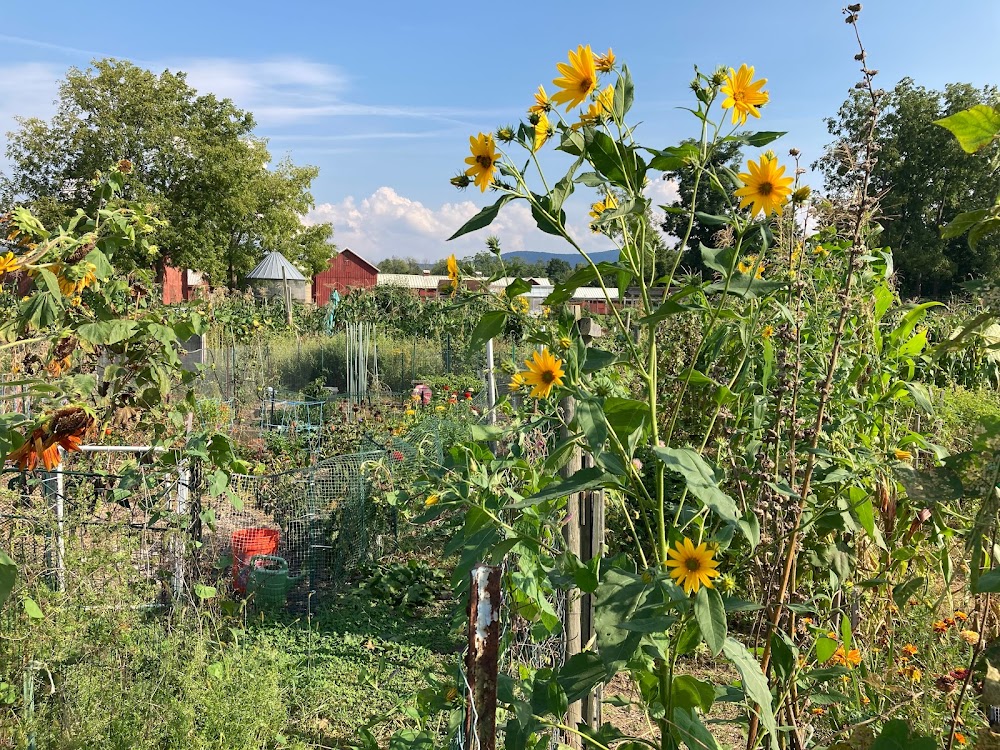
[448,194,515,240]
[934,104,1000,153]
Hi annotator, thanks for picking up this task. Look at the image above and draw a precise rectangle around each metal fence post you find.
[54,458,66,593]
[174,461,189,597]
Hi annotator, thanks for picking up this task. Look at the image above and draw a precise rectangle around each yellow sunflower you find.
[589,192,618,223]
[532,111,552,152]
[522,348,565,399]
[594,48,616,73]
[552,44,598,111]
[574,85,615,130]
[720,64,769,126]
[893,448,912,461]
[464,133,499,192]
[734,156,794,217]
[508,372,526,392]
[664,537,720,595]
[761,325,774,340]
[736,255,765,279]
[529,85,551,115]
[447,254,459,286]
[0,252,20,275]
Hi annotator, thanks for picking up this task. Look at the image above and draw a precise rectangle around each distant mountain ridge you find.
[504,249,619,267]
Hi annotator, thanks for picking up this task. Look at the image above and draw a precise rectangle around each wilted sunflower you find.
[552,45,598,111]
[7,406,93,471]
[720,64,769,125]
[522,348,565,399]
[664,537,720,595]
[734,156,793,217]
[464,133,499,192]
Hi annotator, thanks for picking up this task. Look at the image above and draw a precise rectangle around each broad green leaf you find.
[814,636,838,664]
[0,552,15,611]
[194,583,218,599]
[941,208,991,239]
[530,194,565,236]
[870,719,936,750]
[740,131,787,147]
[974,568,1000,593]
[23,596,44,619]
[604,398,648,453]
[595,567,650,671]
[770,630,797,683]
[700,244,736,276]
[505,278,531,298]
[671,675,715,714]
[575,398,608,454]
[969,217,1000,249]
[892,577,926,607]
[653,447,739,524]
[612,64,634,120]
[557,651,607,703]
[934,105,1000,153]
[673,707,722,750]
[77,320,140,345]
[647,142,700,172]
[693,586,727,656]
[468,310,507,352]
[512,467,612,508]
[723,637,777,748]
[448,194,515,240]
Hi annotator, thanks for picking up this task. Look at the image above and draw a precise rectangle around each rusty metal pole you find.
[465,564,501,750]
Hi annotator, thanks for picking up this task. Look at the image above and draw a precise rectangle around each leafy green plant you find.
[367,560,448,615]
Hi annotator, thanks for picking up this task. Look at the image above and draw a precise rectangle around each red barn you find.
[313,248,378,305]
[162,267,209,304]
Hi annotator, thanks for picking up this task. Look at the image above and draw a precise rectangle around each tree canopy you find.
[816,77,1000,297]
[2,58,334,288]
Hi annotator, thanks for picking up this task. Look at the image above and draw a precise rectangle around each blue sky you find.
[2,1,998,262]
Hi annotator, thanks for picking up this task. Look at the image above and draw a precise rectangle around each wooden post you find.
[560,393,584,746]
[281,266,293,327]
[465,564,501,750]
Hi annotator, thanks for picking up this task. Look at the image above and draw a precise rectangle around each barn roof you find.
[246,251,306,281]
[378,273,450,289]
[338,248,380,273]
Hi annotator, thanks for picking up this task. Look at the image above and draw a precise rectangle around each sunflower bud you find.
[527,112,541,126]
[710,68,727,86]
[495,125,516,143]
[792,186,812,204]
[450,173,472,190]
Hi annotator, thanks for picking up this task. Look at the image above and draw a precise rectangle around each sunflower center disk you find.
[685,558,702,571]
[542,372,555,384]
[758,182,773,196]
[476,155,493,169]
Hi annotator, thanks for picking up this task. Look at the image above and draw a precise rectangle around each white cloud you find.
[305,186,616,263]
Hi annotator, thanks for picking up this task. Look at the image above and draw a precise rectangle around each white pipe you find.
[54,458,66,593]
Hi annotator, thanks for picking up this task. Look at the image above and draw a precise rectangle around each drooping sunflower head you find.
[720,64,769,126]
[508,372,526,392]
[664,537,720,595]
[734,156,794,218]
[532,111,552,153]
[529,85,552,115]
[464,133,499,192]
[594,48,616,73]
[589,192,618,227]
[447,254,459,287]
[522,348,565,399]
[552,45,598,111]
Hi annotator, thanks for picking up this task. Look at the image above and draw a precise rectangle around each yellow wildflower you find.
[720,64,769,125]
[735,156,794,217]
[464,133,499,192]
[594,48,615,73]
[552,44,598,111]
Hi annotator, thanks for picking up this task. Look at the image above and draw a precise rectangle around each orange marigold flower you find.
[955,733,967,745]
[932,620,948,633]
[959,629,979,645]
[953,611,968,622]
[830,646,862,667]
[900,643,918,658]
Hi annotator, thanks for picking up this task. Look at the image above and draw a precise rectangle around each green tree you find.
[544,257,572,283]
[2,58,334,288]
[378,256,425,274]
[659,138,744,275]
[816,78,1000,297]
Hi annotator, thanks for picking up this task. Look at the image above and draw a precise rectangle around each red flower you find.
[391,450,404,462]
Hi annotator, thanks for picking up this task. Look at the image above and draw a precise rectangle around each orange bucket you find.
[232,528,280,592]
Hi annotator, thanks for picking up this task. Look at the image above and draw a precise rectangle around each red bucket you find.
[232,528,280,592]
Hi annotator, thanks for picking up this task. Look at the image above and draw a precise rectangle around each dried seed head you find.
[847,3,862,11]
